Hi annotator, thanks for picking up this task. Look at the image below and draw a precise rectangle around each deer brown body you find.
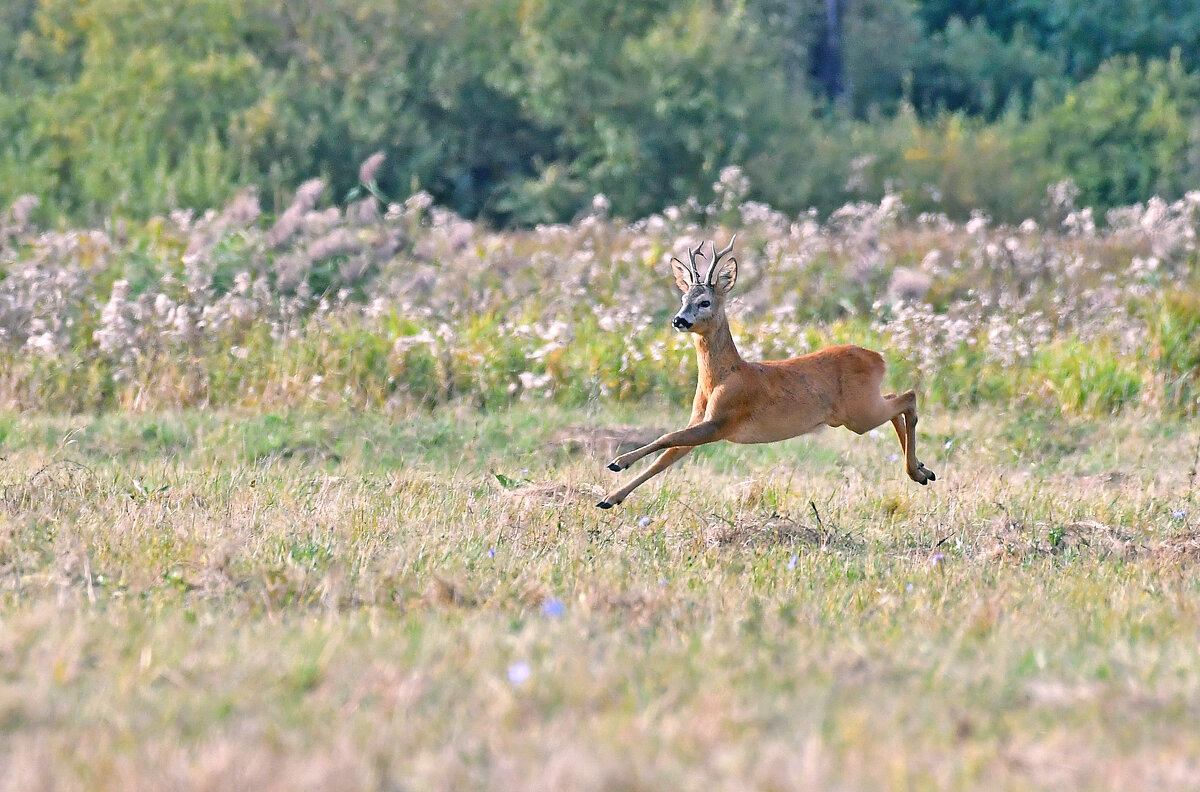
[596,237,935,509]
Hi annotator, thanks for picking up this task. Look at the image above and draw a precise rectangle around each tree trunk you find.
[818,0,844,100]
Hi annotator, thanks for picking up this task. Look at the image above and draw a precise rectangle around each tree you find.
[1028,53,1200,210]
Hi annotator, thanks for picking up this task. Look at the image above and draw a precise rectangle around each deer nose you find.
[672,315,692,330]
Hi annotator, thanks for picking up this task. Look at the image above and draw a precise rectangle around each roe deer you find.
[596,236,935,509]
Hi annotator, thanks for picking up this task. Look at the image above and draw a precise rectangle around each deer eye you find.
[699,300,711,308]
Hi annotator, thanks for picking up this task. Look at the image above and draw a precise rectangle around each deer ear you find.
[713,257,738,293]
[670,257,694,292]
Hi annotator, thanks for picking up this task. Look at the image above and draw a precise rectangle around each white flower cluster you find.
[0,161,1194,399]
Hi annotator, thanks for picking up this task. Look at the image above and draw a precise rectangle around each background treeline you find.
[3,0,1200,226]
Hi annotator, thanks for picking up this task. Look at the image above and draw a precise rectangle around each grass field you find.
[2,402,1198,790]
[2,180,1199,788]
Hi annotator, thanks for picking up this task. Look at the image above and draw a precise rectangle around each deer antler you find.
[686,242,706,283]
[704,235,737,286]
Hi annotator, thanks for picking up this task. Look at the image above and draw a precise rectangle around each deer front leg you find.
[605,420,725,472]
[597,446,692,509]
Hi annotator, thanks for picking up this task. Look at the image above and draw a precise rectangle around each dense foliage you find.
[2,0,1200,225]
[1,172,1197,416]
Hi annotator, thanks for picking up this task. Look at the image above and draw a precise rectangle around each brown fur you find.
[597,240,935,509]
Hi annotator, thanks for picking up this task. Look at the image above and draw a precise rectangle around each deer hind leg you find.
[846,390,936,485]
[892,390,935,484]
[597,446,692,509]
[886,397,908,456]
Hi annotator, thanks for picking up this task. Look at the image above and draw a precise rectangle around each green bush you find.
[1026,53,1200,211]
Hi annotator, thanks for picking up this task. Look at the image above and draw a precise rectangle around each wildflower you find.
[517,371,553,391]
[219,188,261,229]
[8,194,39,230]
[787,554,798,571]
[886,267,933,304]
[404,190,434,214]
[541,598,565,618]
[713,165,750,203]
[637,515,652,528]
[347,198,378,225]
[307,229,360,263]
[267,178,325,247]
[1172,510,1187,520]
[905,582,914,593]
[24,332,57,359]
[233,271,252,296]
[392,330,436,353]
[965,213,989,235]
[153,293,174,317]
[487,548,496,559]
[304,206,341,236]
[507,661,532,686]
[931,552,945,566]
[359,151,386,186]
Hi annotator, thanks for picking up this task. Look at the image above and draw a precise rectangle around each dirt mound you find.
[577,585,662,622]
[1146,529,1200,563]
[702,511,848,550]
[977,517,1136,561]
[2,459,103,512]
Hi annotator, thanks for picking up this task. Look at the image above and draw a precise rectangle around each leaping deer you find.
[596,236,936,509]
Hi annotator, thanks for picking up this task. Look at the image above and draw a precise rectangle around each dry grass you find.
[0,404,1198,791]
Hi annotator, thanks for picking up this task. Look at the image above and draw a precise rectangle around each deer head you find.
[669,236,738,333]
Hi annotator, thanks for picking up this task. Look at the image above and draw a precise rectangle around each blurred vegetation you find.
[2,171,1197,417]
[2,0,1200,225]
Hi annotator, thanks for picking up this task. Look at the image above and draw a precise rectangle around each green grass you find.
[1,404,1198,790]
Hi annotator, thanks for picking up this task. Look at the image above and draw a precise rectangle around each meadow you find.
[1,174,1199,789]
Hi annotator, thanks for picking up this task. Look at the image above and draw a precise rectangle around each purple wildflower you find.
[358,152,386,186]
[507,661,531,686]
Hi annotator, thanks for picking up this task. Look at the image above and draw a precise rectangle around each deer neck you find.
[694,313,742,392]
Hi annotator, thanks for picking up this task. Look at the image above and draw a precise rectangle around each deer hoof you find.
[596,500,613,509]
[606,462,621,472]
